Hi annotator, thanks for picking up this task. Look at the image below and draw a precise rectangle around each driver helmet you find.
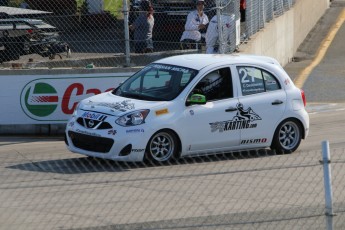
[204,72,221,84]
[199,72,222,92]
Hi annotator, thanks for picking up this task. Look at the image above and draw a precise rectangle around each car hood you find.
[79,92,168,116]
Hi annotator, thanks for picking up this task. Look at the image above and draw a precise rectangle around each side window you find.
[237,66,280,95]
[262,70,281,91]
[237,66,265,96]
[192,67,233,101]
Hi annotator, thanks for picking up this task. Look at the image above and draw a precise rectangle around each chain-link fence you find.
[0,0,296,68]
[244,0,295,39]
[1,138,345,229]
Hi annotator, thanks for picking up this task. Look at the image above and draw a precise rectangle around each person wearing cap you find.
[130,0,155,53]
[180,0,209,49]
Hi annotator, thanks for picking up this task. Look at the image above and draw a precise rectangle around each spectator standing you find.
[180,0,209,49]
[240,0,246,22]
[130,0,154,53]
[206,14,235,54]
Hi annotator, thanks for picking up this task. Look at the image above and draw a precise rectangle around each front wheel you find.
[271,119,302,154]
[145,130,179,164]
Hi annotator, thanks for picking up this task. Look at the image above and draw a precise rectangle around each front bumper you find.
[65,118,151,162]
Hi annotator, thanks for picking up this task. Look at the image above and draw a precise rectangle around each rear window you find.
[237,66,281,96]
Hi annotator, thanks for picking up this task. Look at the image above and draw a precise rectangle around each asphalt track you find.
[1,1,345,230]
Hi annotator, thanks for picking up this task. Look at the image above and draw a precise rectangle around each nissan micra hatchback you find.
[65,54,309,163]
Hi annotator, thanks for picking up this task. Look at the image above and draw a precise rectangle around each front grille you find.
[68,131,114,153]
[76,117,112,130]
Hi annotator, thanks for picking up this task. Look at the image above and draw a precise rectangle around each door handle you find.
[272,100,283,105]
[225,107,237,112]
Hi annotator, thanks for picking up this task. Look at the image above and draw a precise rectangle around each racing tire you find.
[271,119,302,154]
[145,130,179,164]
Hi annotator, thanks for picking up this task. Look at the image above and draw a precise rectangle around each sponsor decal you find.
[241,138,267,145]
[284,78,291,85]
[68,121,75,127]
[189,110,194,116]
[155,108,169,116]
[108,130,117,135]
[88,100,135,112]
[210,103,261,132]
[20,77,126,121]
[126,129,144,134]
[75,129,101,137]
[22,82,59,117]
[149,64,191,74]
[81,111,107,121]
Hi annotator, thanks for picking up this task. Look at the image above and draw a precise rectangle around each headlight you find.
[115,109,150,127]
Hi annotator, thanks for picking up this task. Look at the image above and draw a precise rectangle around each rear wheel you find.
[145,130,179,163]
[271,119,302,154]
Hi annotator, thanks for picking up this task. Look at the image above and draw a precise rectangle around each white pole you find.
[123,0,131,66]
[321,140,334,230]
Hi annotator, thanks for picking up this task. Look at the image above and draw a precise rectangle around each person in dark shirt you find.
[130,0,154,53]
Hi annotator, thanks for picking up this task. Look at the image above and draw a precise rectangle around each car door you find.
[180,67,241,154]
[233,65,287,146]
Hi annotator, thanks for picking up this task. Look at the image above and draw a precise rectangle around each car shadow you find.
[7,149,279,174]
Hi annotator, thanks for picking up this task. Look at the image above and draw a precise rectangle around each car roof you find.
[153,54,282,70]
[0,7,52,16]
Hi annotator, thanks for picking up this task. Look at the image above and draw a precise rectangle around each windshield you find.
[113,63,198,101]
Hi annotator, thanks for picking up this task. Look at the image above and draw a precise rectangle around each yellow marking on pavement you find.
[294,8,345,88]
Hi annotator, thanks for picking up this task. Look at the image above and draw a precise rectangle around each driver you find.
[197,72,222,93]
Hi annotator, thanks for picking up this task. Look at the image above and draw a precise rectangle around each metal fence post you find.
[321,140,334,230]
[123,0,131,66]
[216,0,225,54]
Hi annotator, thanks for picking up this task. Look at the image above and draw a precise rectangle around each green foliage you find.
[8,0,22,7]
[79,0,89,14]
[76,0,123,18]
[104,0,123,18]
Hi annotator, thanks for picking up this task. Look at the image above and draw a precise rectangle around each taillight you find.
[27,29,33,34]
[300,89,306,107]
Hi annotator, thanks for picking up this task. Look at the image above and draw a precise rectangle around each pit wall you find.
[241,0,330,66]
[0,0,330,135]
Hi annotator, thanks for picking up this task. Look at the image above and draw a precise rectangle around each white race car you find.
[65,54,309,163]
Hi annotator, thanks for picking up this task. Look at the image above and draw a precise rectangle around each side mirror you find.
[186,94,207,106]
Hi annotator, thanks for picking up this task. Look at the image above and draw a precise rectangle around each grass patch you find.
[104,0,123,16]
[76,0,123,18]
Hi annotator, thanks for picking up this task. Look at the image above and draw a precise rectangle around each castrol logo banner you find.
[1,73,132,124]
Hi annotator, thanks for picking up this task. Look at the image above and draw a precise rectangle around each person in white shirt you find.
[180,0,209,49]
[205,13,235,54]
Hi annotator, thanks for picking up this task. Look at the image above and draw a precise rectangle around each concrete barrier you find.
[240,0,330,66]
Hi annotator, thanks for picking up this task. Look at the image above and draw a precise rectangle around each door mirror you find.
[186,94,207,106]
